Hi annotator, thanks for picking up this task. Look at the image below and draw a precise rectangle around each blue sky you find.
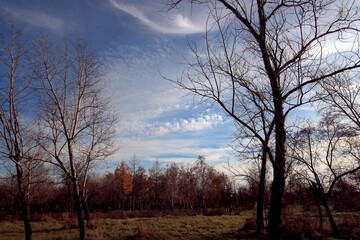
[0,0,235,170]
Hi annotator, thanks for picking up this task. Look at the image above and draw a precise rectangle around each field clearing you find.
[0,212,255,240]
[1,209,360,239]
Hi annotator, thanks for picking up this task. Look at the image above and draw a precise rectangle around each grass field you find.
[0,212,256,240]
[1,209,360,239]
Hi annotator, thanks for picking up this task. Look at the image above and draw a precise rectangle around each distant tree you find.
[164,163,179,209]
[284,170,324,226]
[133,165,147,210]
[331,178,360,211]
[100,172,117,210]
[289,117,360,236]
[0,178,18,216]
[128,155,140,210]
[32,36,117,240]
[114,161,133,213]
[177,164,196,209]
[206,167,232,208]
[193,156,209,210]
[167,1,360,238]
[149,160,163,210]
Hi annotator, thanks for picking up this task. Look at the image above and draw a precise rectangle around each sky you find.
[0,0,235,171]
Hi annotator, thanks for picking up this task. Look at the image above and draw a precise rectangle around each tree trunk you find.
[72,180,85,240]
[22,201,32,240]
[16,166,32,240]
[256,146,267,236]
[81,192,92,227]
[268,165,285,240]
[268,98,286,240]
[321,195,339,237]
[316,201,323,229]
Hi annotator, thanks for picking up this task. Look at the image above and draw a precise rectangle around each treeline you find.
[1,155,360,220]
[0,156,239,216]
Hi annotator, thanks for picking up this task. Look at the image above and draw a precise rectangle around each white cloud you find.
[149,113,225,136]
[109,0,206,34]
[109,137,231,165]
[99,18,233,169]
[101,35,197,138]
[3,7,64,32]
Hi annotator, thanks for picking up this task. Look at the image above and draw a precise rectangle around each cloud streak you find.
[149,114,225,136]
[2,7,64,32]
[110,137,232,164]
[99,32,235,165]
[109,0,206,34]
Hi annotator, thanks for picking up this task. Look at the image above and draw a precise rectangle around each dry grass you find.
[2,210,359,239]
[0,211,254,240]
[282,207,360,240]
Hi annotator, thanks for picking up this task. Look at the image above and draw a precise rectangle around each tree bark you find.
[81,192,92,226]
[22,200,32,240]
[72,180,85,240]
[15,168,32,240]
[268,98,286,240]
[256,146,267,236]
[316,202,323,229]
[320,194,339,237]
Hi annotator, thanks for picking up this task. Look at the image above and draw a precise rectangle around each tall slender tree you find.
[0,24,37,240]
[32,37,117,240]
[167,1,360,238]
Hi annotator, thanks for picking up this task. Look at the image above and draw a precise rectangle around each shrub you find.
[282,216,324,240]
[203,208,225,216]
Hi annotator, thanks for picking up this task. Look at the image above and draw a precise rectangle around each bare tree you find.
[149,160,163,210]
[0,24,38,240]
[289,117,360,237]
[193,156,209,210]
[167,1,360,238]
[230,108,274,235]
[320,73,360,130]
[32,37,117,240]
[164,162,179,210]
[128,154,140,210]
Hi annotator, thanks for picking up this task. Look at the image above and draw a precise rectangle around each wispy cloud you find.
[149,113,225,136]
[2,7,64,32]
[101,35,194,136]
[110,137,232,164]
[101,35,233,165]
[109,0,206,34]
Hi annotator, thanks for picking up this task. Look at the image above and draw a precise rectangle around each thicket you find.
[1,156,360,222]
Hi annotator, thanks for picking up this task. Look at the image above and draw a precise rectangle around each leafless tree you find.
[149,160,163,210]
[128,154,140,210]
[320,72,360,130]
[164,162,180,209]
[32,37,118,240]
[289,117,360,237]
[230,104,274,235]
[167,1,360,238]
[0,24,38,240]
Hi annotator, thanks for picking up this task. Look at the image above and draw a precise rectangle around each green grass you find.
[0,212,255,240]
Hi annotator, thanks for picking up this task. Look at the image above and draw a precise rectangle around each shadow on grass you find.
[216,229,258,240]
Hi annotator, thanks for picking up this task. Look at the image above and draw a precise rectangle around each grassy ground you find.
[0,212,256,240]
[1,209,359,239]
